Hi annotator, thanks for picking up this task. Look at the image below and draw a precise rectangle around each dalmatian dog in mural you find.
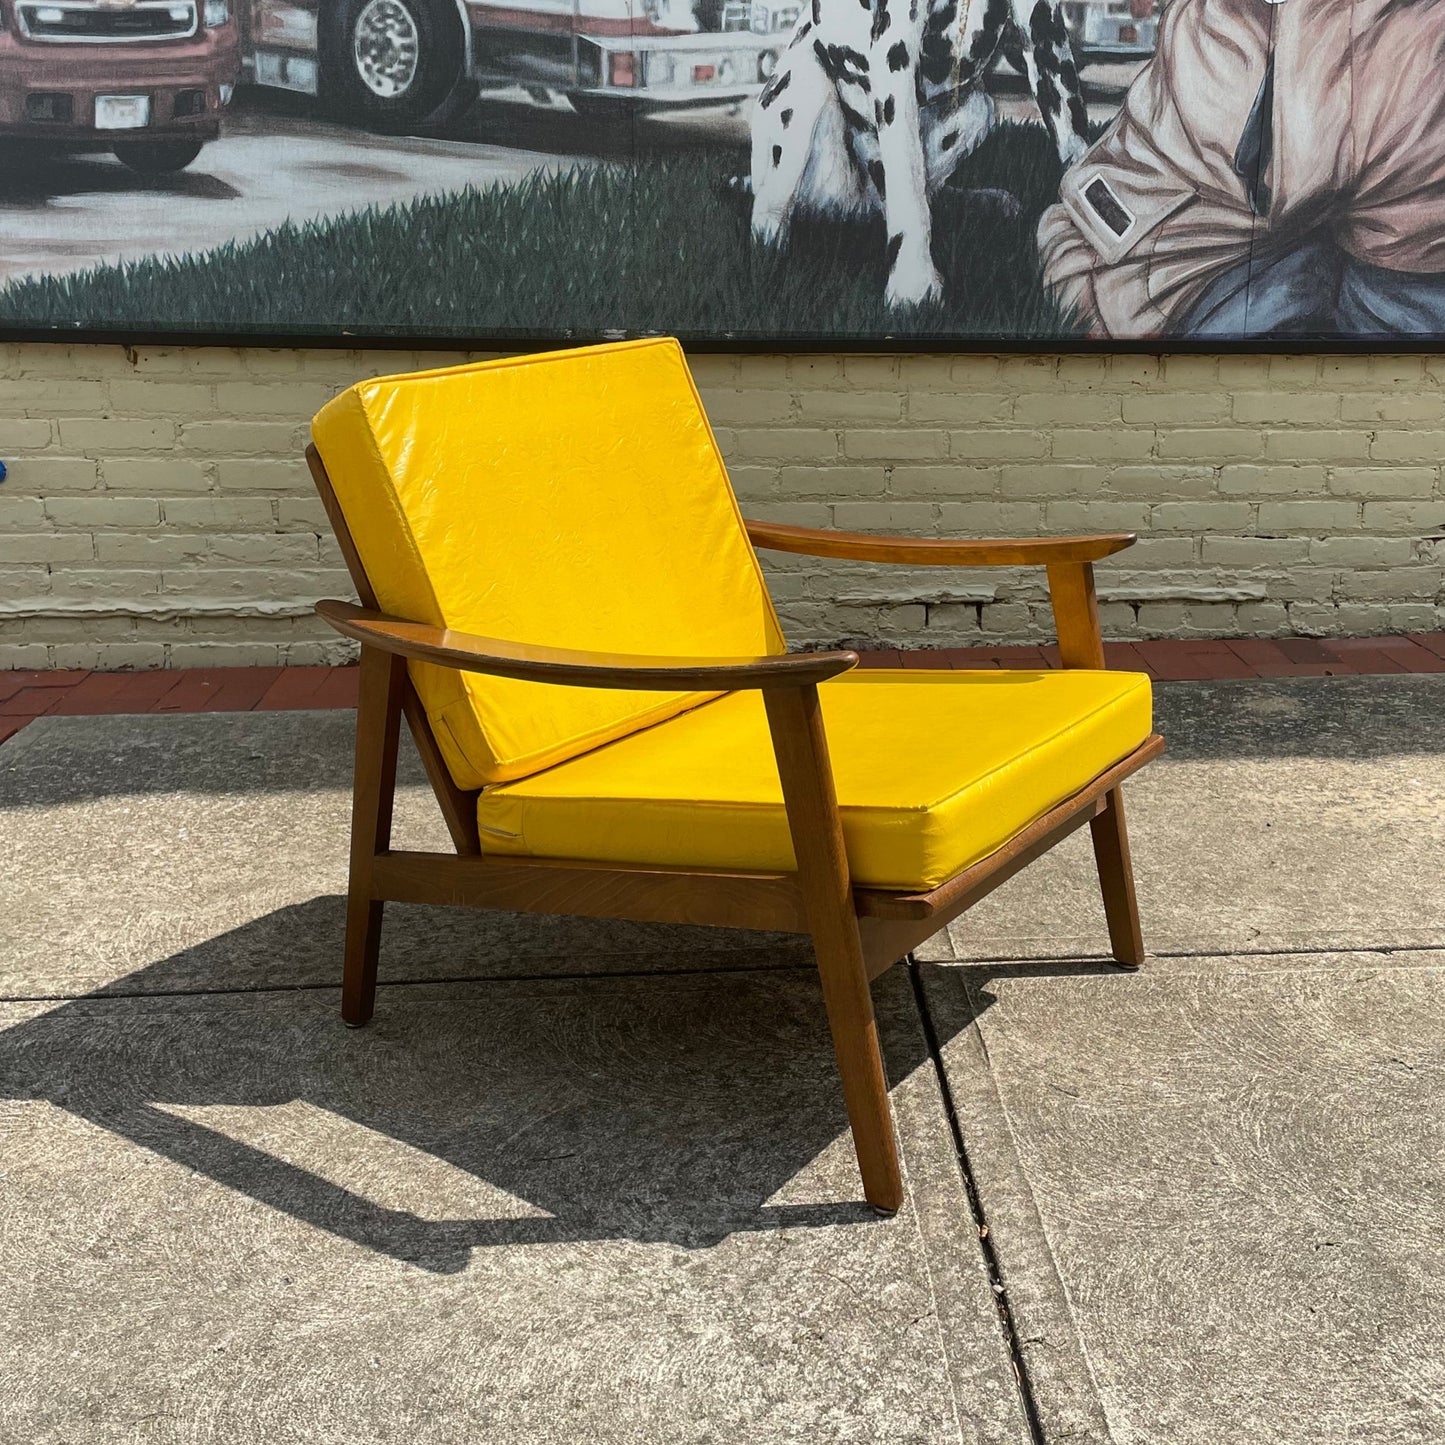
[749,0,1090,308]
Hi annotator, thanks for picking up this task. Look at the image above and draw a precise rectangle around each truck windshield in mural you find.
[0,0,1434,342]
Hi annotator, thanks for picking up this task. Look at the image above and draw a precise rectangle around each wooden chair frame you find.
[306,444,1164,1215]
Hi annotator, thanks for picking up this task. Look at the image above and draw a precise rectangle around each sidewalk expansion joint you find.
[908,955,1048,1445]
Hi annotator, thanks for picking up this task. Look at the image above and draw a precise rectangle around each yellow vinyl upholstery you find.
[311,338,785,787]
[476,669,1153,892]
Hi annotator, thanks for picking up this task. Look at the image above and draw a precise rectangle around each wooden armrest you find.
[745,520,1135,566]
[316,600,858,691]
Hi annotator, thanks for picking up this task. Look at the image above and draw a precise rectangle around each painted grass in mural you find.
[0,128,1079,340]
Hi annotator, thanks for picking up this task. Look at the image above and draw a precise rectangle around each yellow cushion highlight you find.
[475,669,1152,892]
[311,338,785,787]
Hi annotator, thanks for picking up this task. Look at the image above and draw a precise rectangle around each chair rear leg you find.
[1090,785,1144,968]
[342,645,405,1027]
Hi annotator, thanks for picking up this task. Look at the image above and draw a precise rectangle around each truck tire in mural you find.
[316,0,474,129]
[1,0,1441,344]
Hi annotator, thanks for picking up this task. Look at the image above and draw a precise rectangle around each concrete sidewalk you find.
[1,679,1442,1442]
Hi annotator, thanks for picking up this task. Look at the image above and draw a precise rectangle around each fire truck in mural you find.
[1,0,240,171]
[0,0,1157,163]
[235,0,1159,132]
[238,0,798,128]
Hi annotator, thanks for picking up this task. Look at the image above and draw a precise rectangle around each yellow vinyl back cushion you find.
[311,338,785,787]
[475,669,1153,891]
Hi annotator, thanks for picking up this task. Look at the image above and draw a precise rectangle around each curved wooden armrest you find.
[745,520,1135,566]
[317,600,858,690]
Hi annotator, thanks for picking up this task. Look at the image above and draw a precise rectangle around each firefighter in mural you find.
[1039,0,1445,338]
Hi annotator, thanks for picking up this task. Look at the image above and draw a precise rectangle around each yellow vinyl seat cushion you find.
[475,669,1152,892]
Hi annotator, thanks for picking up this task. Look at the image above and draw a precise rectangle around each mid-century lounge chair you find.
[307,337,1162,1216]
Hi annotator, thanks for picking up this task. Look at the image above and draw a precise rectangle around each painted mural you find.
[0,0,1431,343]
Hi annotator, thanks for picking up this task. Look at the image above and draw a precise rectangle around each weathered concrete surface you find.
[6,677,1445,1443]
[947,677,1445,962]
[0,708,1027,1442]
[0,969,1029,1445]
[923,955,1445,1444]
[0,713,809,999]
[926,678,1445,1441]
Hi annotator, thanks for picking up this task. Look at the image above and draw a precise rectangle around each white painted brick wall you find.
[2,342,1444,668]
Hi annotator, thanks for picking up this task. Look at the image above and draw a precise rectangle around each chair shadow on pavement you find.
[0,896,1128,1274]
[0,708,1150,1276]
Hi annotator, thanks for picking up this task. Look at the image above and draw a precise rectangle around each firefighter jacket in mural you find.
[1036,0,1445,337]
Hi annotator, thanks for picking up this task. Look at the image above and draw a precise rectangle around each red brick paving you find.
[1131,639,1257,681]
[0,688,76,719]
[1275,637,1337,664]
[0,670,87,702]
[308,667,361,710]
[1223,638,1289,668]
[1408,632,1445,661]
[1250,661,1358,677]
[0,671,90,713]
[251,667,338,711]
[151,666,286,714]
[59,670,186,715]
[1100,642,1150,671]
[3,636,1445,750]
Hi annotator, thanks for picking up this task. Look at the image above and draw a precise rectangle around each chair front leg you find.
[1091,786,1145,968]
[343,644,405,1027]
[764,685,904,1216]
